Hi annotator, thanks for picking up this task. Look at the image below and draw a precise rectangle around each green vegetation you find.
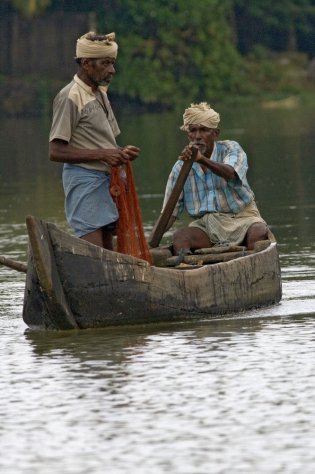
[10,0,51,16]
[104,0,243,107]
[2,0,315,110]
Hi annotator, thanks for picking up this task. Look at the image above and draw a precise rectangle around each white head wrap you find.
[76,31,118,59]
[180,102,220,131]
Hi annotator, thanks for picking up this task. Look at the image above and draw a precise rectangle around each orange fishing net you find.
[110,161,152,264]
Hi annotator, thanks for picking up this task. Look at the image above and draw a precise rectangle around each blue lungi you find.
[62,164,119,237]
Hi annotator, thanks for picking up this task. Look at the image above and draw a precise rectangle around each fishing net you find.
[110,162,152,264]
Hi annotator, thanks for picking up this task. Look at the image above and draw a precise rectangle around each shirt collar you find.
[73,74,108,95]
[209,142,217,159]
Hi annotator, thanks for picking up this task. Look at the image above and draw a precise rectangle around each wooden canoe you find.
[22,215,282,330]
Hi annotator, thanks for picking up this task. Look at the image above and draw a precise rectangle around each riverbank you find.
[1,51,315,117]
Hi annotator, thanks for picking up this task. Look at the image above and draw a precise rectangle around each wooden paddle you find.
[148,146,198,248]
[0,255,27,273]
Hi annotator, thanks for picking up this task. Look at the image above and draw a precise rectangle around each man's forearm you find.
[49,141,102,163]
[198,156,236,181]
[49,140,131,167]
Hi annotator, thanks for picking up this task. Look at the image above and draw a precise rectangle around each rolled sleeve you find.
[223,141,248,182]
[49,94,79,143]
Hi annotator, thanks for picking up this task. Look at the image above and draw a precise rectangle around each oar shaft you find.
[0,255,27,273]
[149,147,198,248]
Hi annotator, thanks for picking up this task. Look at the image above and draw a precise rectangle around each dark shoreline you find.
[2,65,315,118]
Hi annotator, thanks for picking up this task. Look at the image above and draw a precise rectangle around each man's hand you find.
[102,146,140,166]
[178,144,202,161]
[49,140,141,166]
[122,145,141,161]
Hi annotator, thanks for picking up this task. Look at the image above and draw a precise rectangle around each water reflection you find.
[22,312,312,363]
[23,316,272,356]
[2,313,315,473]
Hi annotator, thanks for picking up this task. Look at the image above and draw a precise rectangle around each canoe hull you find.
[23,217,282,330]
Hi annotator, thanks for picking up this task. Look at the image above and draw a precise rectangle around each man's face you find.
[85,57,116,86]
[187,125,218,156]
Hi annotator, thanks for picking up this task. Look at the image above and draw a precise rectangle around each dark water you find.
[0,104,315,473]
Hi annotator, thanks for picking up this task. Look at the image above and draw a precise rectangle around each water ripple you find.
[0,315,315,474]
[1,228,315,474]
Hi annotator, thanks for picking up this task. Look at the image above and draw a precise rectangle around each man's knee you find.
[172,227,192,250]
[249,222,268,238]
[173,226,211,253]
[246,222,268,249]
[173,227,191,241]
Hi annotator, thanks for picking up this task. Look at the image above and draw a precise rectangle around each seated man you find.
[161,102,268,257]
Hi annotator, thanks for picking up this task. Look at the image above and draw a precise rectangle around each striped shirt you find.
[162,140,255,218]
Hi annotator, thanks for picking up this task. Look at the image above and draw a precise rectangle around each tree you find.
[232,0,315,53]
[99,0,244,106]
[10,0,52,16]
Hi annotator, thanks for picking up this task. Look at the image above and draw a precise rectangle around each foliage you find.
[234,0,315,30]
[233,0,315,53]
[10,0,52,16]
[98,0,244,107]
[3,0,315,107]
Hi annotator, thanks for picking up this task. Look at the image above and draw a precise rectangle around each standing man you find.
[161,102,268,258]
[49,31,140,249]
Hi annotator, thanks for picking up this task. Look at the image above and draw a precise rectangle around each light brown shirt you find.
[49,74,120,172]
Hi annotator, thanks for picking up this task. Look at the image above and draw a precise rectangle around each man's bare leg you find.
[102,228,114,250]
[245,222,268,250]
[81,229,104,247]
[172,227,211,255]
[81,223,116,250]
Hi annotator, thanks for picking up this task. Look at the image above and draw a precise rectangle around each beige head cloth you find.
[76,31,118,59]
[180,102,220,131]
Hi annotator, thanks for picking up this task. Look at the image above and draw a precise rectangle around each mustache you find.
[192,141,206,149]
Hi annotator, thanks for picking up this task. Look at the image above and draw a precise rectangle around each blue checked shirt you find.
[163,140,255,218]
